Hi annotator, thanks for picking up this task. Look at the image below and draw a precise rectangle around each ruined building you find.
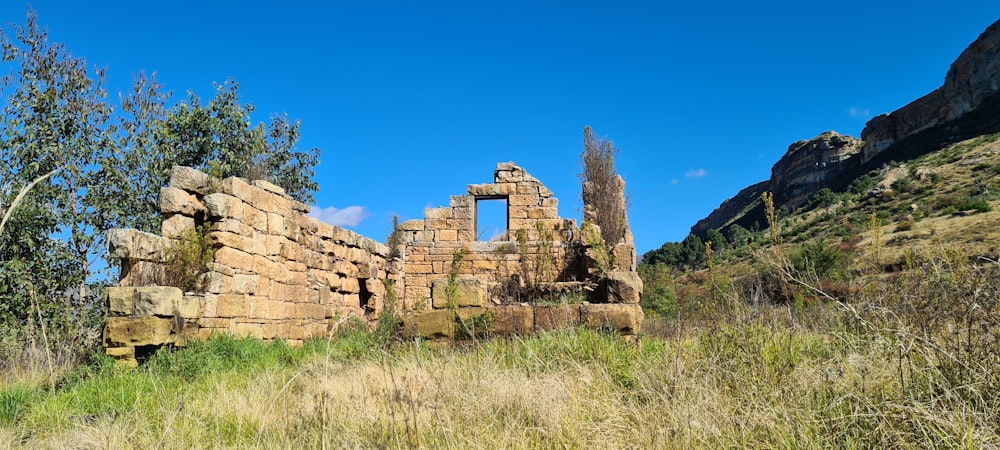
[103,163,643,366]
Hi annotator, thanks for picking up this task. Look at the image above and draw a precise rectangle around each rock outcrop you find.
[771,131,863,209]
[862,19,1000,162]
[689,18,1000,239]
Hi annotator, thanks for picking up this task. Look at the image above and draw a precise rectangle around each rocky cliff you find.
[862,19,1000,161]
[690,18,1000,238]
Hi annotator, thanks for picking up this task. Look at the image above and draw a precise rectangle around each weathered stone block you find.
[162,214,196,239]
[579,303,643,334]
[603,271,643,304]
[214,247,255,273]
[491,305,534,335]
[177,293,203,318]
[534,304,581,331]
[431,277,487,308]
[424,207,451,220]
[450,195,473,208]
[467,183,503,197]
[233,273,259,294]
[170,166,211,195]
[527,207,558,219]
[403,309,454,340]
[244,205,268,231]
[252,179,286,196]
[106,287,135,316]
[217,294,249,317]
[399,220,424,232]
[133,286,183,317]
[108,229,172,262]
[437,229,458,241]
[160,186,205,216]
[508,194,537,207]
[104,317,175,347]
[203,193,244,220]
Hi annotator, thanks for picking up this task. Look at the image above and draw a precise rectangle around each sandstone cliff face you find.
[771,131,863,209]
[862,19,1000,161]
[690,18,1000,238]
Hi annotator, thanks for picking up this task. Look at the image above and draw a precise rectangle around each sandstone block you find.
[208,231,253,253]
[214,247,255,273]
[106,287,135,316]
[108,229,172,262]
[162,214,196,239]
[133,286,183,317]
[432,277,487,308]
[104,317,175,347]
[402,310,454,340]
[580,303,643,334]
[244,205,268,232]
[203,193,244,220]
[611,244,637,272]
[450,195,473,208]
[398,220,425,232]
[534,304,581,331]
[205,272,233,294]
[251,179,286,195]
[177,293,204,318]
[217,294,249,317]
[105,346,138,367]
[170,166,211,195]
[527,207,558,219]
[490,305,534,335]
[467,183,502,197]
[507,194,537,207]
[160,186,206,216]
[233,273,259,294]
[603,271,643,304]
[424,207,451,220]
[437,229,458,241]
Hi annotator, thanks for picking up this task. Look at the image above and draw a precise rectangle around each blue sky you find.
[3,2,998,254]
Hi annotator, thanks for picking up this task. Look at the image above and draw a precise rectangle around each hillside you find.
[686,17,1000,242]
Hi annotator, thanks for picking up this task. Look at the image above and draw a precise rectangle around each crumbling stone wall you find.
[394,163,644,341]
[395,163,579,309]
[103,162,643,365]
[104,166,396,365]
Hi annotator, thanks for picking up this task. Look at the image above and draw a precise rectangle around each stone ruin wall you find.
[396,162,580,309]
[103,163,643,365]
[393,163,644,341]
[104,166,397,365]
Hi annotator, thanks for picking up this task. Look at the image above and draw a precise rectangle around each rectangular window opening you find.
[476,197,508,241]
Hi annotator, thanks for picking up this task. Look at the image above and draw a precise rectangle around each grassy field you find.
[2,251,998,449]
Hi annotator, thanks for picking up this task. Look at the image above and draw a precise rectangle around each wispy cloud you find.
[671,178,679,185]
[685,168,707,179]
[847,106,871,119]
[309,205,370,227]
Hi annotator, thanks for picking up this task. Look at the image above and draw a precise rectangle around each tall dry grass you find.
[2,248,998,448]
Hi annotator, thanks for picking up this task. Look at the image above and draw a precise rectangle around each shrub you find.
[164,224,215,292]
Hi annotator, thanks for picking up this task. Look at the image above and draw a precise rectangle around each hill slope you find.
[688,17,1000,240]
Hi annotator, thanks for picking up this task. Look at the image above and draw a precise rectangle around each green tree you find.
[0,10,112,335]
[162,80,320,204]
[705,228,728,252]
[724,224,753,248]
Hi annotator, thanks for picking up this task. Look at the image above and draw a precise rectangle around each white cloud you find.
[847,106,871,119]
[671,178,679,185]
[685,168,707,178]
[309,205,370,227]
